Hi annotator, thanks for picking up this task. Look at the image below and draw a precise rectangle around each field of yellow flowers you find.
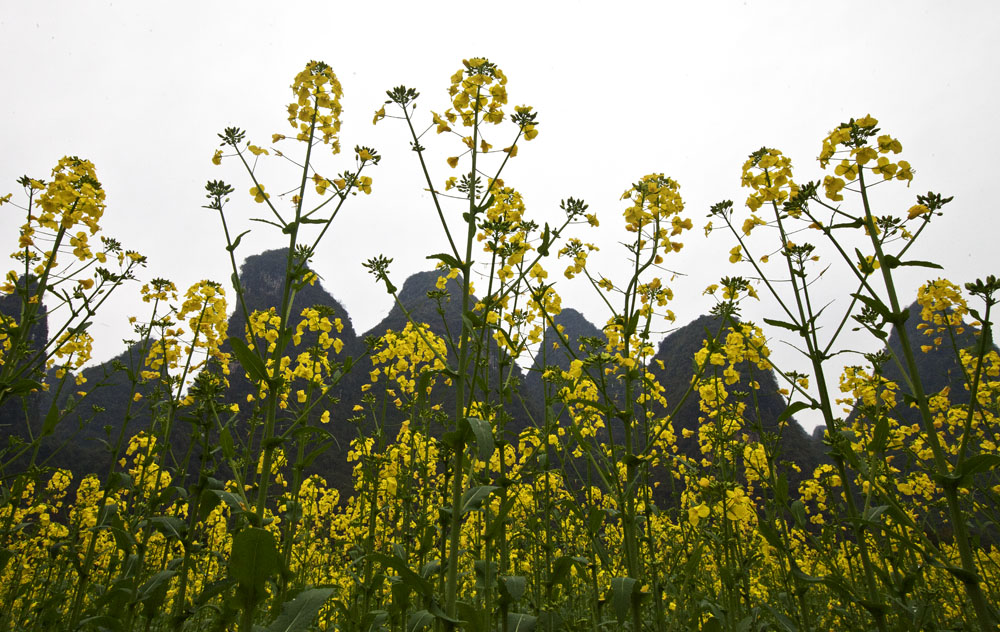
[0,58,998,631]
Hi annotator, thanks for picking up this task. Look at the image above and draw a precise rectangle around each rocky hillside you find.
[20,251,990,502]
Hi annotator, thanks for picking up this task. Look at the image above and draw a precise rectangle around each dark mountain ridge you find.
[10,250,980,503]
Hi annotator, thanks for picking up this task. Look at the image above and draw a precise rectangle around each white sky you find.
[2,1,998,430]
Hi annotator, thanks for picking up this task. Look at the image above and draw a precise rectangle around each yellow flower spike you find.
[288,60,343,153]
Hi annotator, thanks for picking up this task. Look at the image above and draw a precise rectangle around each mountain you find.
[19,250,975,506]
[844,300,999,469]
[646,314,823,486]
[357,269,539,447]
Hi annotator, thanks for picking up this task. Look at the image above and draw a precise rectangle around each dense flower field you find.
[0,58,997,631]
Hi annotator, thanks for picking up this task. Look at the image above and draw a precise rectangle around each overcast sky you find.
[2,1,997,430]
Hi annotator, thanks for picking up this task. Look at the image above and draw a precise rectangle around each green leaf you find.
[477,194,496,214]
[537,223,551,256]
[764,317,803,334]
[586,506,605,535]
[227,229,251,253]
[851,292,891,320]
[499,575,527,604]
[368,553,432,598]
[548,555,589,590]
[4,379,42,398]
[195,578,237,607]
[870,417,889,454]
[610,576,637,624]
[624,310,640,338]
[219,426,235,460]
[148,515,186,540]
[298,216,330,225]
[200,488,244,521]
[456,601,484,632]
[229,527,282,608]
[426,253,463,271]
[137,570,176,619]
[463,416,494,461]
[40,404,60,437]
[460,486,499,515]
[407,610,435,632]
[862,505,889,524]
[897,259,943,270]
[790,567,826,584]
[267,588,334,632]
[701,616,723,632]
[757,521,784,551]
[956,454,1000,485]
[507,612,537,632]
[78,615,124,632]
[228,336,269,384]
[777,401,812,424]
[790,500,807,528]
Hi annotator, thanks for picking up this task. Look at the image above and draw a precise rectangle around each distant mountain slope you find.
[843,300,999,469]
[2,251,891,502]
[647,314,823,482]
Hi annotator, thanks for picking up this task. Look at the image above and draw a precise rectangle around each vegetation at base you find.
[0,58,997,631]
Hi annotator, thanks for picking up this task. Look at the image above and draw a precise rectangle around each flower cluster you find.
[287,60,344,151]
[741,148,797,213]
[818,115,913,201]
[448,57,508,126]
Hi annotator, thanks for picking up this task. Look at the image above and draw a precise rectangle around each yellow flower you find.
[447,156,459,168]
[877,134,902,154]
[854,146,878,165]
[688,503,710,527]
[249,185,270,203]
[212,150,223,165]
[895,160,914,183]
[822,175,846,201]
[834,160,858,180]
[373,106,385,125]
[729,245,742,264]
[907,204,930,220]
